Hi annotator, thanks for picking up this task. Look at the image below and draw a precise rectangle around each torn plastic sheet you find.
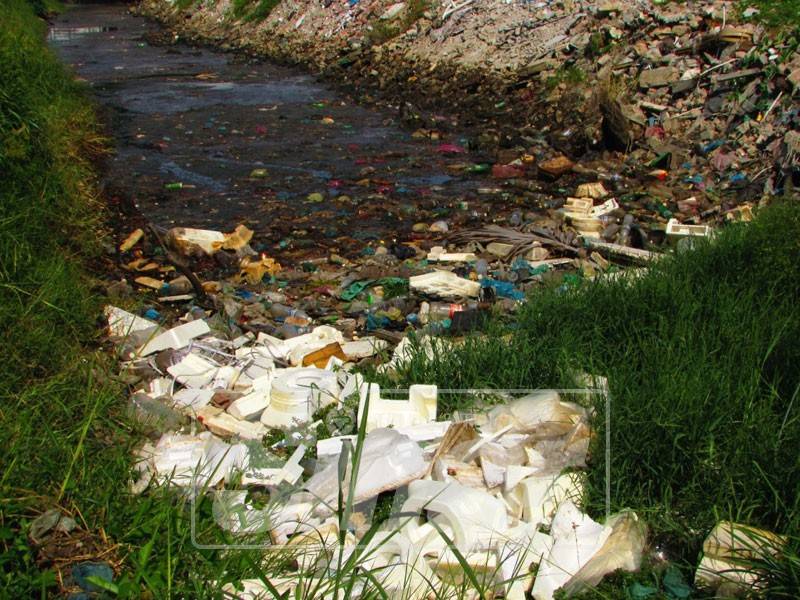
[486,391,588,436]
[427,246,478,262]
[409,270,481,299]
[256,325,344,364]
[519,471,585,528]
[340,337,388,360]
[202,407,267,440]
[531,501,612,600]
[212,490,271,535]
[241,444,306,487]
[300,428,428,512]
[360,531,439,599]
[167,352,219,388]
[377,335,439,374]
[173,388,215,412]
[104,305,158,338]
[496,523,554,598]
[695,520,785,593]
[564,510,647,595]
[132,431,247,492]
[401,479,509,551]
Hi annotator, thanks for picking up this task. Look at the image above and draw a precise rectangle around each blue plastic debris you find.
[511,257,530,272]
[701,139,724,154]
[684,174,704,185]
[72,562,114,594]
[480,278,525,301]
[729,172,747,184]
[365,313,390,331]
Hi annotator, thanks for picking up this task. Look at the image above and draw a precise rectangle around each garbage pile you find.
[111,176,677,349]
[109,290,646,598]
[106,210,793,598]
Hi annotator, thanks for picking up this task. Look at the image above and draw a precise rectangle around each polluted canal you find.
[35,3,796,599]
[49,3,513,261]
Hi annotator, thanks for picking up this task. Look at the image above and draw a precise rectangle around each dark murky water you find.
[49,4,519,259]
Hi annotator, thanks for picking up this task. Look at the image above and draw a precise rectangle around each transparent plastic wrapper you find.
[486,391,588,437]
[531,501,612,600]
[563,510,647,595]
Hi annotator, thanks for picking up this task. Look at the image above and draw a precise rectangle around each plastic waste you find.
[302,428,428,510]
[167,352,218,388]
[133,431,248,490]
[695,521,785,593]
[166,227,225,255]
[72,562,115,594]
[427,246,477,262]
[128,392,186,433]
[105,306,158,338]
[409,271,481,299]
[228,388,270,421]
[358,383,437,432]
[137,319,210,356]
[563,510,647,595]
[531,501,613,600]
[519,472,584,527]
[480,278,525,301]
[666,218,711,238]
[402,479,508,551]
[260,367,339,429]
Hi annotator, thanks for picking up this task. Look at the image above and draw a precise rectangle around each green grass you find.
[366,0,431,46]
[0,0,131,594]
[546,64,588,91]
[739,0,800,30]
[368,200,800,594]
[228,0,280,23]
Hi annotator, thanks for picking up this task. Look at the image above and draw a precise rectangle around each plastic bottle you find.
[428,302,464,322]
[475,259,489,278]
[270,303,310,321]
[619,214,634,246]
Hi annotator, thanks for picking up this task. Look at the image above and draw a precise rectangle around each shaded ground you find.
[50,3,524,262]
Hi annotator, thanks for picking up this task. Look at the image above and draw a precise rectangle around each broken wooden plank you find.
[581,238,660,265]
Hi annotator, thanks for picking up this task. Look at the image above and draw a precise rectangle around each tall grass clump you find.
[739,0,800,30]
[0,0,131,594]
[228,0,279,22]
[381,201,800,571]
